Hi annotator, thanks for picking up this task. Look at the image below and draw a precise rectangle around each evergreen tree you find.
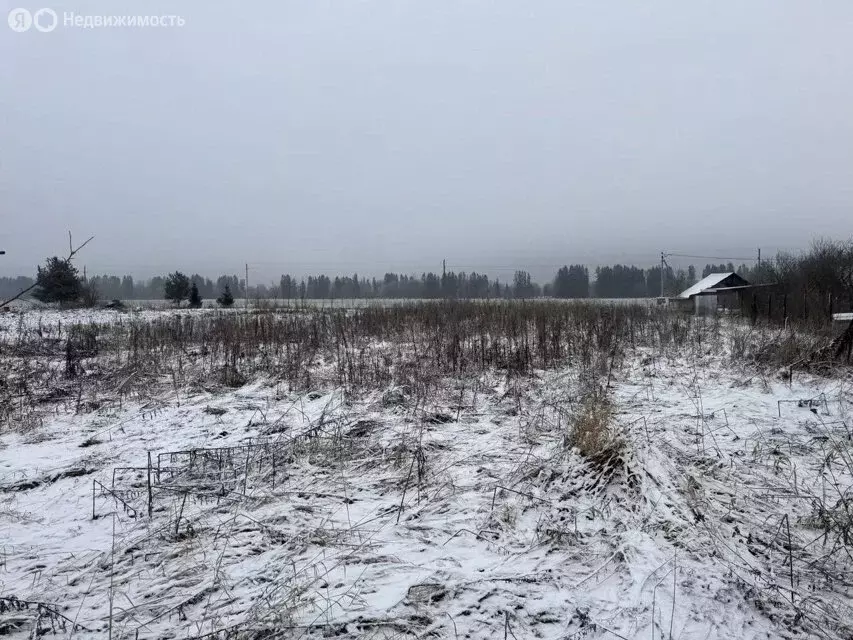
[164,271,190,304]
[216,284,235,307]
[553,266,572,298]
[280,275,295,299]
[188,282,202,308]
[32,257,82,304]
[423,272,441,298]
[513,270,534,298]
[671,268,689,295]
[569,265,590,298]
[121,275,135,299]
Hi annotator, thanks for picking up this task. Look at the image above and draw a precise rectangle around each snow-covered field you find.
[2,296,658,314]
[1,307,851,639]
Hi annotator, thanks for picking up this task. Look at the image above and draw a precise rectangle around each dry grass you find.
[0,301,846,436]
[565,395,621,466]
[2,302,853,639]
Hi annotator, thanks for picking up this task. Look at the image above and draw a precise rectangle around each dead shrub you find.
[565,395,622,467]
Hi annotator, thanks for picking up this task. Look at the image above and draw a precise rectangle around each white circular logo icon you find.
[33,8,57,32]
[8,8,32,31]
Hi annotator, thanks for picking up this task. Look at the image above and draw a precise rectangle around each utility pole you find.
[660,252,665,299]
[245,263,249,311]
[757,247,761,283]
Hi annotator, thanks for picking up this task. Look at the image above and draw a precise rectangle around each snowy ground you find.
[1,310,852,639]
[0,294,657,316]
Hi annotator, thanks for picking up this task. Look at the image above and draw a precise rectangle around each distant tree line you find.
[277,271,541,300]
[0,276,35,300]
[3,239,851,323]
[0,270,543,301]
[0,262,789,302]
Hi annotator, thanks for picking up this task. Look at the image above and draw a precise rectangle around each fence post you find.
[147,451,153,517]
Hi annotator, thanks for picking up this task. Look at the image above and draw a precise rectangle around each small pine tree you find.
[33,257,82,304]
[188,282,202,308]
[164,271,190,304]
[217,284,235,307]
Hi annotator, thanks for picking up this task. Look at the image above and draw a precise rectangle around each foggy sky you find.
[2,0,852,283]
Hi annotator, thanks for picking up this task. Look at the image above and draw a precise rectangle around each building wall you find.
[668,298,694,313]
[695,294,717,316]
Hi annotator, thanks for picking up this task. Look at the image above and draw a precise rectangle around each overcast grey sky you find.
[1,0,851,281]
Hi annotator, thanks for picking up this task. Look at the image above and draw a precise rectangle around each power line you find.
[665,253,758,262]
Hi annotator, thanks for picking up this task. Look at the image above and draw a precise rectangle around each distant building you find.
[674,272,750,315]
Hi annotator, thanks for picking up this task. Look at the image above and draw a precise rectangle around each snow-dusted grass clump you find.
[565,394,623,466]
[1,304,851,639]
